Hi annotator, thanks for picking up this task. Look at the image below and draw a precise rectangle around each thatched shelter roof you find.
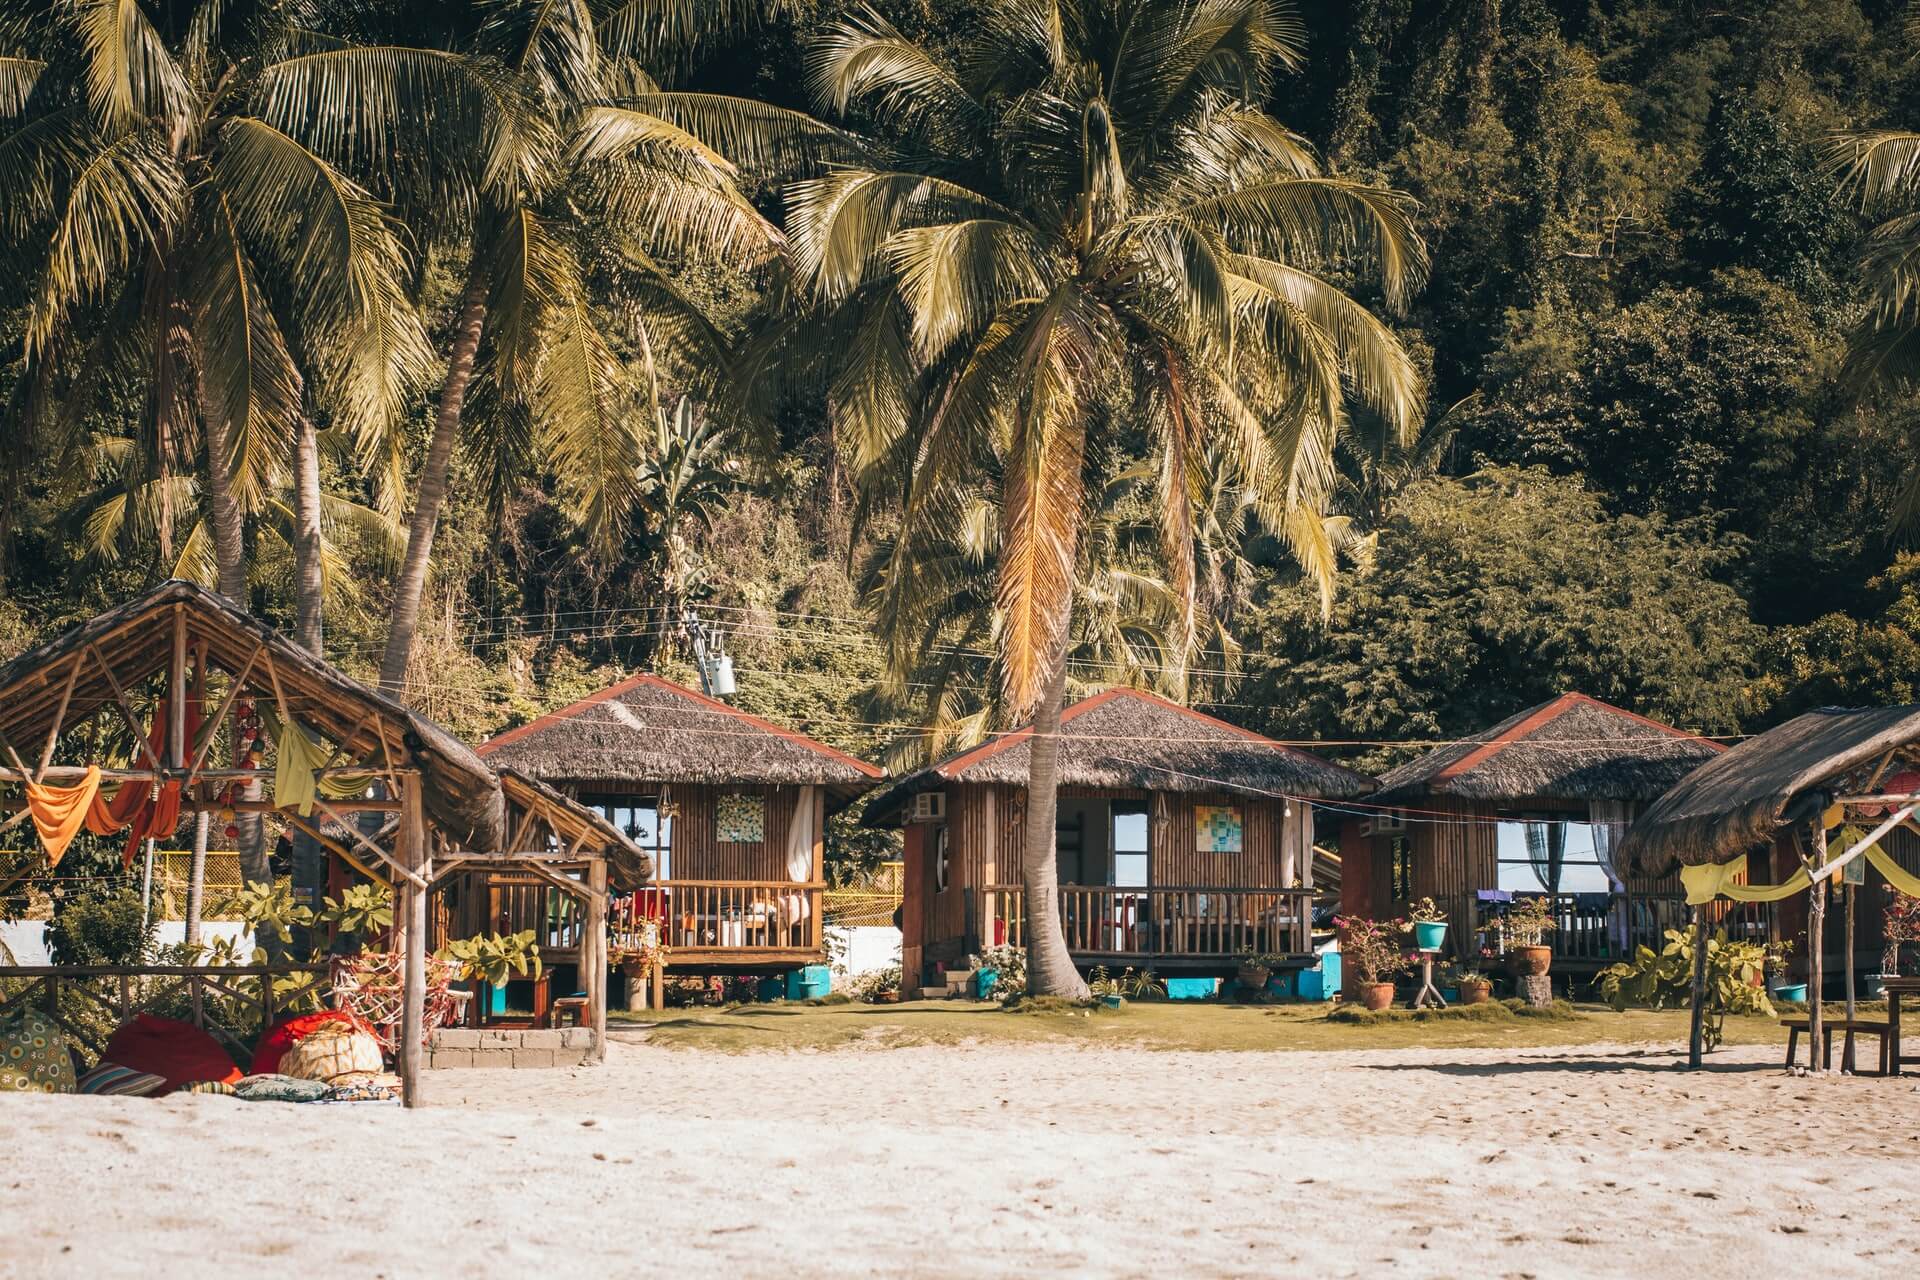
[1371,692,1723,806]
[1620,705,1920,874]
[0,580,504,850]
[497,768,652,891]
[864,687,1373,826]
[478,672,882,803]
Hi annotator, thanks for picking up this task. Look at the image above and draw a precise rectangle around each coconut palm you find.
[797,0,1427,994]
[366,1,834,695]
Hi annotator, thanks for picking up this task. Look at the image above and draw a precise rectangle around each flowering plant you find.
[1334,915,1413,985]
[1407,896,1446,925]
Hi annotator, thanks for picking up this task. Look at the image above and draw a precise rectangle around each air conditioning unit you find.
[908,790,947,823]
[1364,810,1405,836]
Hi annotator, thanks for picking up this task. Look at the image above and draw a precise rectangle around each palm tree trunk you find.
[1022,637,1089,999]
[290,413,324,653]
[184,810,209,948]
[379,273,489,695]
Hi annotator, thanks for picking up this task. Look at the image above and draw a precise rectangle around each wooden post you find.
[1843,879,1858,1073]
[398,781,427,1107]
[1808,822,1827,1072]
[586,858,608,1063]
[651,958,665,1011]
[168,605,187,769]
[1687,904,1708,1069]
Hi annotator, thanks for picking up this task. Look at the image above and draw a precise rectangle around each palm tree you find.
[367,2,827,695]
[795,1,1427,995]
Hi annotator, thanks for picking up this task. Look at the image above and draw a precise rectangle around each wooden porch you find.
[619,878,826,972]
[1474,892,1776,974]
[975,885,1316,972]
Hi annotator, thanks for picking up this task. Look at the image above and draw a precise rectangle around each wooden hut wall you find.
[978,783,1298,889]
[666,784,806,881]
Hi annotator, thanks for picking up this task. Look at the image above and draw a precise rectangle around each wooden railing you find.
[451,874,586,956]
[1475,894,1776,967]
[617,880,825,953]
[977,885,1314,959]
[0,963,329,1061]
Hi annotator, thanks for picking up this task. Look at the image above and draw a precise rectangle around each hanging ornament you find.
[218,806,235,823]
[224,824,240,841]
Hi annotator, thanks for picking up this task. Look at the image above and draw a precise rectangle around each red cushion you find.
[101,1014,242,1095]
[250,1009,377,1076]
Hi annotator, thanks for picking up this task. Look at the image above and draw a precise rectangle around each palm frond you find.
[71,0,190,132]
[788,167,1016,300]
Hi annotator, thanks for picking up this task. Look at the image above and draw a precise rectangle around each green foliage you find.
[44,888,153,967]
[319,883,394,947]
[439,930,542,987]
[1326,998,1582,1026]
[219,880,314,947]
[1596,928,1777,1052]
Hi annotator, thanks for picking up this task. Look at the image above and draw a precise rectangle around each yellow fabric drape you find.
[263,710,377,816]
[20,765,127,865]
[1678,856,1809,907]
[1681,847,1920,904]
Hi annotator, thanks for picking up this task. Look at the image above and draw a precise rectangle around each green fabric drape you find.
[262,709,377,816]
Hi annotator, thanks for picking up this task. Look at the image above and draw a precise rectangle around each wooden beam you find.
[1866,749,1898,793]
[1687,905,1707,1069]
[587,857,607,1063]
[310,798,426,889]
[1809,821,1828,1072]
[34,657,82,781]
[282,812,391,891]
[398,780,427,1109]
[89,644,162,771]
[168,604,186,770]
[186,642,262,780]
[0,725,30,778]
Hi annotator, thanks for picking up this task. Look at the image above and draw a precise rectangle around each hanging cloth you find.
[1524,821,1566,893]
[786,786,819,883]
[21,766,126,866]
[99,695,197,864]
[262,709,377,816]
[1679,856,1812,907]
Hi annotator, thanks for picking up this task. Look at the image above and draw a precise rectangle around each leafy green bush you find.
[44,888,152,966]
[1595,928,1776,1051]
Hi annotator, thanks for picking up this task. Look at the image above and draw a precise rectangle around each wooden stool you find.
[1782,1016,1893,1074]
[552,995,590,1028]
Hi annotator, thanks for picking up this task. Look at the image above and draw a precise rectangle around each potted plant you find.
[1879,892,1920,989]
[1335,915,1411,1010]
[1502,897,1556,976]
[1408,897,1448,953]
[1236,949,1282,992]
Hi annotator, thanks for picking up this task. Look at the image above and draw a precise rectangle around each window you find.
[583,794,672,880]
[1111,804,1149,887]
[1494,819,1616,895]
[1388,834,1413,902]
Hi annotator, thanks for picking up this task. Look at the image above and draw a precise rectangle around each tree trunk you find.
[1808,822,1827,1071]
[290,413,324,653]
[184,810,209,948]
[1021,643,1089,1000]
[378,273,490,695]
[1686,904,1707,1068]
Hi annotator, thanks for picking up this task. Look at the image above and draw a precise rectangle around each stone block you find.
[428,1049,475,1069]
[513,1048,556,1068]
[519,1029,566,1050]
[560,1027,598,1050]
[432,1029,480,1050]
[469,1050,515,1069]
[479,1030,521,1050]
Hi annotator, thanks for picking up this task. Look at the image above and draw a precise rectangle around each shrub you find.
[45,888,152,966]
[1595,928,1776,1051]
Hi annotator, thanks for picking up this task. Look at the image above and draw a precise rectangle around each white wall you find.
[829,925,901,976]
[0,919,254,965]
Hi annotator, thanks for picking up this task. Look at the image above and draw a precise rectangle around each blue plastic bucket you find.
[1773,983,1808,1003]
[1413,921,1448,952]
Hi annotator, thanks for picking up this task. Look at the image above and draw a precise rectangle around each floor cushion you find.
[101,1013,242,1095]
[0,1010,77,1093]
[233,1073,330,1103]
[250,1009,377,1076]
[279,1025,385,1083]
[180,1079,238,1096]
[75,1062,167,1096]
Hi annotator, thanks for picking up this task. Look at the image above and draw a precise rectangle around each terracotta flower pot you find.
[1237,964,1271,991]
[1358,981,1396,1011]
[1509,945,1552,977]
[1457,979,1492,1006]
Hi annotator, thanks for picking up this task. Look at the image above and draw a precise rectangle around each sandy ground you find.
[3,1035,1918,1279]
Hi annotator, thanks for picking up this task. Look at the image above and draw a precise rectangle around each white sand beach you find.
[3,1036,1917,1279]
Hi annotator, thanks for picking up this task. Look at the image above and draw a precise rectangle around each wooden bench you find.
[551,995,589,1028]
[1782,1016,1893,1074]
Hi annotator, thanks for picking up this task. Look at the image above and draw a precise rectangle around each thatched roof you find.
[0,580,504,850]
[497,768,652,892]
[1372,692,1723,806]
[1620,705,1920,874]
[865,687,1373,826]
[478,672,882,802]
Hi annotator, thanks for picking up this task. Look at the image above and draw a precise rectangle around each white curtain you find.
[1588,799,1635,954]
[786,785,820,883]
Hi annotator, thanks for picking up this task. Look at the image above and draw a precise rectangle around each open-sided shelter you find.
[864,687,1374,986]
[1349,693,1726,976]
[1621,705,1920,1065]
[477,672,882,981]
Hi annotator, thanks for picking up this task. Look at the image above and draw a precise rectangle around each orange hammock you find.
[16,695,199,866]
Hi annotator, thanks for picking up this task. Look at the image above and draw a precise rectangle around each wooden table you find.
[1886,977,1920,1077]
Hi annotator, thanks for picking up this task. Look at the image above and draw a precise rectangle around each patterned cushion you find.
[233,1073,331,1103]
[75,1062,167,1096]
[0,1011,77,1093]
[279,1026,384,1083]
[321,1080,400,1103]
[181,1079,238,1096]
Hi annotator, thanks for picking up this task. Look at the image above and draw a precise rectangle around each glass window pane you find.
[1113,853,1148,888]
[1112,807,1148,854]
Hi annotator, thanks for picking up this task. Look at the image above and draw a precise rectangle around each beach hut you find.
[1621,706,1920,1068]
[476,673,882,983]
[1352,693,1726,977]
[862,687,1374,987]
[0,581,508,1104]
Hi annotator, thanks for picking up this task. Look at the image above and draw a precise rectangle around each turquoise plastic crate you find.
[1293,953,1342,1001]
[786,965,832,1000]
[756,976,786,1002]
[1166,977,1218,1000]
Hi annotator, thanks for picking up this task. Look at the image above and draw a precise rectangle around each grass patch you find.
[1325,998,1582,1026]
[998,994,1125,1016]
[609,998,1793,1054]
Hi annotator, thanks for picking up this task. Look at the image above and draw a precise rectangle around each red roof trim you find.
[478,671,882,778]
[1432,691,1725,783]
[934,685,1371,785]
